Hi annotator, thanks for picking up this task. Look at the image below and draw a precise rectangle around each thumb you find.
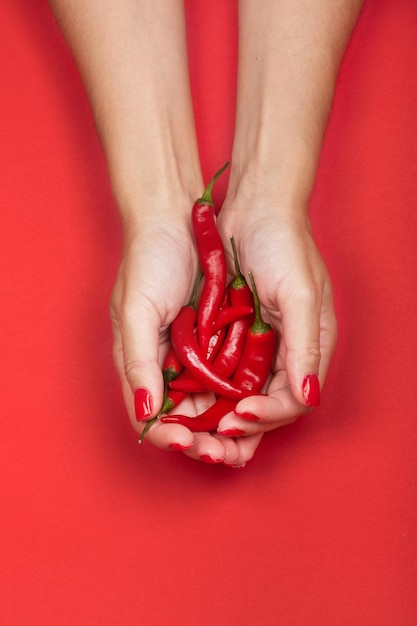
[112,308,164,424]
[280,293,322,408]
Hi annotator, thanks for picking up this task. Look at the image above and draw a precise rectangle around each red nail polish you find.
[217,428,245,437]
[302,374,320,407]
[200,455,223,464]
[134,388,153,421]
[170,442,193,451]
[234,411,259,422]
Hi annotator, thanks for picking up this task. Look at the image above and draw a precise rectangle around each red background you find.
[1,1,417,624]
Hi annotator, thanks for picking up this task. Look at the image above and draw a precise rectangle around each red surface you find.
[1,1,417,624]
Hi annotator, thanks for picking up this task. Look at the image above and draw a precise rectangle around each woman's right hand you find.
[109,207,265,467]
[108,209,246,464]
[110,210,198,443]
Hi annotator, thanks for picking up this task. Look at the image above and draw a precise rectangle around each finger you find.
[231,433,264,469]
[316,286,338,382]
[140,419,194,451]
[212,433,240,466]
[112,299,165,423]
[279,278,336,408]
[183,432,227,464]
[111,317,138,428]
[222,389,300,433]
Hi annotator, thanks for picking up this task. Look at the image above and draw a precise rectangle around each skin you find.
[49,0,364,467]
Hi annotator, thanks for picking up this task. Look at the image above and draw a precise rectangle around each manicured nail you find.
[134,388,153,421]
[217,428,245,437]
[234,411,259,422]
[170,442,193,451]
[302,374,320,407]
[200,455,224,464]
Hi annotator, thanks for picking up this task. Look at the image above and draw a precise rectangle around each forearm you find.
[229,0,364,211]
[48,0,202,223]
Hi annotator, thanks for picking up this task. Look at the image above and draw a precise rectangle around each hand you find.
[216,202,338,435]
[155,390,264,467]
[110,211,263,467]
[110,213,197,438]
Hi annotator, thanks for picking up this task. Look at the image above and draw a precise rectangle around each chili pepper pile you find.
[142,163,277,439]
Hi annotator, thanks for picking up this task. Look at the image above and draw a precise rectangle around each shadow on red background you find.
[1,1,416,624]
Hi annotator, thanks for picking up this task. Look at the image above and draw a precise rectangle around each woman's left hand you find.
[215,202,338,437]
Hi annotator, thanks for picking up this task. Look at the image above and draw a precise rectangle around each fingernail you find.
[170,442,193,451]
[234,411,259,422]
[200,455,224,464]
[217,428,245,437]
[302,374,321,407]
[134,388,153,421]
[224,463,246,469]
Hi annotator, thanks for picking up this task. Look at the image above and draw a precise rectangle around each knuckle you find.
[287,340,321,366]
[124,356,148,383]
[304,339,321,361]
[296,286,321,312]
[297,282,317,302]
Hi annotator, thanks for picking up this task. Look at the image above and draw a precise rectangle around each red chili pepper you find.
[169,247,257,397]
[232,271,276,393]
[163,273,275,433]
[206,325,227,362]
[170,307,253,393]
[164,245,276,434]
[170,303,249,400]
[159,389,187,414]
[169,369,209,394]
[169,308,254,394]
[162,346,184,383]
[212,237,254,379]
[212,305,254,332]
[168,378,205,393]
[166,265,251,400]
[192,162,229,354]
[161,397,236,432]
[169,268,250,400]
[213,316,251,380]
[219,287,231,310]
[204,289,230,361]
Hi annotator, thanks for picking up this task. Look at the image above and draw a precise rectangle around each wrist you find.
[112,164,204,228]
[222,163,313,229]
[120,192,197,239]
[114,157,202,239]
[226,138,320,214]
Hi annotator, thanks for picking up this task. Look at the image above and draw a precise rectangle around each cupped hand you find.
[110,214,197,428]
[110,212,261,466]
[216,203,338,436]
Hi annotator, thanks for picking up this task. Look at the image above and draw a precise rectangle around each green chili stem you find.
[248,272,272,335]
[197,161,230,206]
[139,417,155,444]
[230,237,248,290]
[189,270,203,309]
